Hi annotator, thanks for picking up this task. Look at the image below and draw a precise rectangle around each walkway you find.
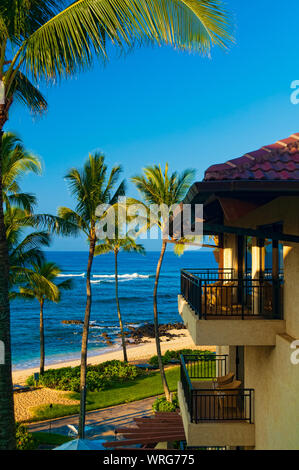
[28,396,155,441]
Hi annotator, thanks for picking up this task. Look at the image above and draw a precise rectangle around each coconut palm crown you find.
[131,163,195,400]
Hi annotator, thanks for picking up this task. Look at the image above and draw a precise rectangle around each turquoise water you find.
[11,250,216,369]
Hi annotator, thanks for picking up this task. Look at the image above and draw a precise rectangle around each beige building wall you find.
[180,195,299,449]
[244,334,299,450]
[226,196,299,338]
[225,196,299,449]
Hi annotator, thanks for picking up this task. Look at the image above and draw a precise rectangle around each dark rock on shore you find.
[62,320,99,329]
[63,320,186,347]
[126,322,186,345]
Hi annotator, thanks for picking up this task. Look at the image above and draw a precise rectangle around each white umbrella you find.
[54,438,107,450]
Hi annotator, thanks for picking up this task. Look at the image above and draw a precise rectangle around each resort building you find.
[177,133,299,450]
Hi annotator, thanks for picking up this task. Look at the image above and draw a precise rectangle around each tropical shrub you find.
[16,423,35,450]
[149,349,214,366]
[25,375,36,387]
[148,355,168,367]
[152,393,179,412]
[26,360,142,392]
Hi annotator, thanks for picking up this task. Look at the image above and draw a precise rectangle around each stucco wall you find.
[223,196,299,449]
[244,334,299,450]
[227,196,299,338]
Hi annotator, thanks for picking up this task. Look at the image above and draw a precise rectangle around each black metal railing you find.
[180,269,283,319]
[181,268,235,281]
[183,353,227,379]
[244,267,284,280]
[180,356,254,424]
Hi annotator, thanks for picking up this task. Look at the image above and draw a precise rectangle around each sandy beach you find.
[12,329,214,385]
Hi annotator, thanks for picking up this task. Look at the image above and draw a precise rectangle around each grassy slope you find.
[30,366,180,422]
[32,432,72,448]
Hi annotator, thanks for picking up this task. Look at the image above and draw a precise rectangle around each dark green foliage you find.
[152,392,179,412]
[148,355,169,367]
[16,424,35,450]
[32,432,72,449]
[149,349,214,366]
[26,360,142,392]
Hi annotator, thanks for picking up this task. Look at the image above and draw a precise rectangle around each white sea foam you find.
[92,272,150,280]
[57,273,85,278]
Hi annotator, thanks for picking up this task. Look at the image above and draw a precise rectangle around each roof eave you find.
[184,180,299,205]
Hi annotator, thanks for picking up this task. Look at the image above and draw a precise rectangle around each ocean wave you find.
[92,272,151,280]
[91,278,145,284]
[90,321,120,331]
[57,273,85,278]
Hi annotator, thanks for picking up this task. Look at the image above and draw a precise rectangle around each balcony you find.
[178,269,286,346]
[178,354,255,447]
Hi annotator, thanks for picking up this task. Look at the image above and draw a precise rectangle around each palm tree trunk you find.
[115,250,127,362]
[39,299,45,375]
[79,236,96,439]
[0,127,16,449]
[153,240,171,401]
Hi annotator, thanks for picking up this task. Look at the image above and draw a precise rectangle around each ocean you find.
[11,250,217,370]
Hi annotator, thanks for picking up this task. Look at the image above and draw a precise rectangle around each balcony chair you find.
[215,380,244,419]
[212,371,235,388]
[202,280,238,315]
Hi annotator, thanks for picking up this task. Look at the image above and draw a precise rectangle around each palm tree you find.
[131,164,195,401]
[6,207,75,376]
[6,207,50,288]
[96,236,145,362]
[1,150,76,451]
[58,152,125,438]
[0,1,232,448]
[11,260,72,375]
[1,132,41,213]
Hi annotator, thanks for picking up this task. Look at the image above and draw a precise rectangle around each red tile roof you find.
[204,133,299,181]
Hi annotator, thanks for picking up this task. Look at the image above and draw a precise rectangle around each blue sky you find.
[6,0,299,250]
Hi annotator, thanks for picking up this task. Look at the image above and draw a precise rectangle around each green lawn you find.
[32,432,73,449]
[30,366,180,422]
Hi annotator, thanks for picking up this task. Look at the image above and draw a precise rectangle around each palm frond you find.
[94,242,113,256]
[11,231,50,254]
[20,272,60,302]
[6,192,37,213]
[19,0,233,82]
[6,70,47,114]
[57,207,89,235]
[13,259,72,303]
[61,152,126,238]
[109,179,126,206]
[23,213,81,236]
[9,290,35,301]
[0,0,62,41]
[120,237,145,254]
[132,164,195,206]
[131,164,195,238]
[1,132,42,191]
